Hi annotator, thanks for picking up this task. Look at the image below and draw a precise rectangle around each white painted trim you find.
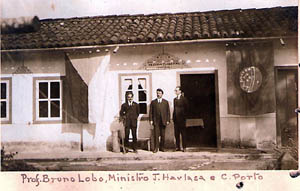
[274,64,298,67]
[0,74,13,78]
[120,75,150,107]
[2,74,63,77]
[32,73,63,77]
[116,67,217,74]
[35,79,62,121]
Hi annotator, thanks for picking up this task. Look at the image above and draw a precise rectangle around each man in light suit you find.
[173,86,188,152]
[119,92,140,153]
[149,88,170,153]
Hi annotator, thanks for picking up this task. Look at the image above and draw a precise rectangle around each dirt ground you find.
[2,148,281,171]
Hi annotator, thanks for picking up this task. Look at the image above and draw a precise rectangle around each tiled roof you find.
[1,6,297,50]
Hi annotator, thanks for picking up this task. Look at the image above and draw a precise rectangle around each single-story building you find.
[0,6,298,156]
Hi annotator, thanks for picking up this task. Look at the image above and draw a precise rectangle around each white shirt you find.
[177,94,181,99]
[157,98,162,103]
[128,101,133,106]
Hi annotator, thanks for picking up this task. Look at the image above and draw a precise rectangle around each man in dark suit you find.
[173,86,188,152]
[149,88,170,153]
[119,92,140,153]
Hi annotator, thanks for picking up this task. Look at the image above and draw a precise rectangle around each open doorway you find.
[275,67,298,160]
[180,73,217,147]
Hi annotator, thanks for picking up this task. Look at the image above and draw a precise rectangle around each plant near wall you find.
[1,146,18,162]
[288,137,298,161]
[1,146,38,171]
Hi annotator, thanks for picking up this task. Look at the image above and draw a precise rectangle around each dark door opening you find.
[180,74,217,147]
[276,68,298,160]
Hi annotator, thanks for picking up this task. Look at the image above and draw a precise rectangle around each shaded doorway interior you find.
[276,68,298,160]
[180,73,217,147]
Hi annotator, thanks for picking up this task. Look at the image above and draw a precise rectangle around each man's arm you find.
[149,101,153,125]
[119,104,125,117]
[119,104,126,123]
[172,98,176,122]
[166,101,170,124]
[183,97,189,118]
[136,103,140,117]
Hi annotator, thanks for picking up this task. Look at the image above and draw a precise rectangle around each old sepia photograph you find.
[0,0,298,172]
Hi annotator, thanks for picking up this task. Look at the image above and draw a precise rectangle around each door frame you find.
[275,66,298,148]
[176,69,221,149]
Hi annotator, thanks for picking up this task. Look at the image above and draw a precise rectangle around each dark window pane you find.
[138,78,146,89]
[51,101,60,117]
[1,83,7,99]
[39,101,48,117]
[125,79,132,90]
[1,101,6,118]
[138,90,146,101]
[39,82,48,99]
[139,103,147,114]
[50,82,60,98]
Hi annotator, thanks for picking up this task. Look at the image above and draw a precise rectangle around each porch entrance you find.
[275,67,298,159]
[180,73,217,147]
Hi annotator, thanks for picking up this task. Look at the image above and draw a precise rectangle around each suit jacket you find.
[173,96,188,125]
[119,102,140,128]
[149,98,170,126]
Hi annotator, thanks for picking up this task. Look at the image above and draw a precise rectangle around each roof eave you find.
[1,35,297,53]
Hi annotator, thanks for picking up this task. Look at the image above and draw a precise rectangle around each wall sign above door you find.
[142,53,187,70]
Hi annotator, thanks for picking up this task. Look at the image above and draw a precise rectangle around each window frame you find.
[33,77,63,123]
[0,78,12,124]
[119,73,152,118]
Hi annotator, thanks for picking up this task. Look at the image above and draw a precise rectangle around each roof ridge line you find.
[38,6,297,22]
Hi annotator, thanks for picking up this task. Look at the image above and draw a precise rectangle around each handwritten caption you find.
[21,172,264,187]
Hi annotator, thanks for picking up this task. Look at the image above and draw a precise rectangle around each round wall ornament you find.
[239,66,263,93]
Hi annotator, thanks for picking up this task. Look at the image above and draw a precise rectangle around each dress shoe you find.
[182,148,187,152]
[160,149,165,152]
[153,149,158,153]
[133,149,138,153]
[175,148,181,152]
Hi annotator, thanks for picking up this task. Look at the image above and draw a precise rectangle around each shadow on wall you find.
[107,115,123,152]
[106,113,153,152]
[61,123,96,138]
[106,103,176,153]
[61,123,96,151]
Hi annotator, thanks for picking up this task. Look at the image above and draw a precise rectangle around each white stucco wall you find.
[274,38,298,66]
[11,74,33,124]
[1,52,66,75]
[1,52,83,152]
[1,38,298,152]
[107,40,297,149]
